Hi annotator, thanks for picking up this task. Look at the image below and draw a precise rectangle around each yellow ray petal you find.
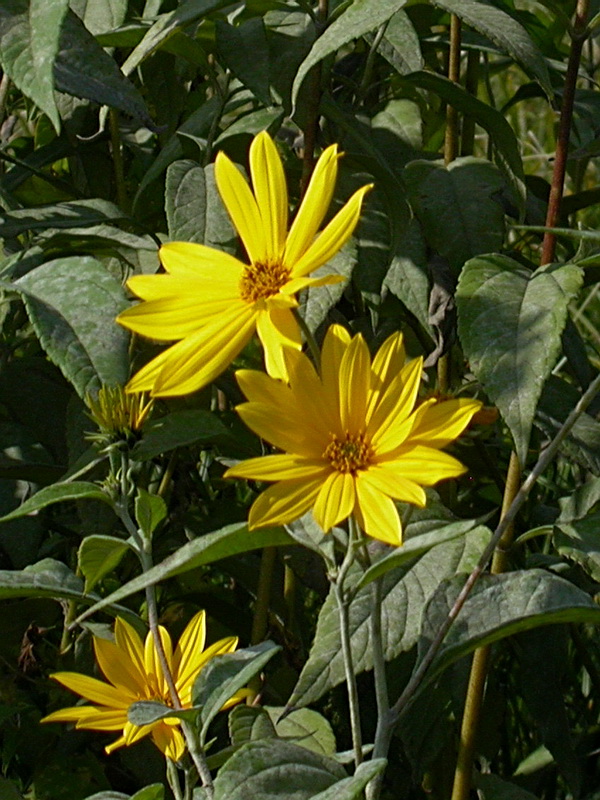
[114,618,146,678]
[117,295,236,341]
[355,477,402,546]
[144,626,173,698]
[176,636,239,704]
[283,144,340,267]
[256,307,301,381]
[173,611,206,688]
[312,471,355,531]
[123,720,155,747]
[248,477,324,529]
[368,356,424,450]
[321,324,351,417]
[225,454,329,481]
[93,636,146,697]
[105,734,128,754]
[339,334,370,433]
[159,241,246,278]
[361,464,426,507]
[152,723,186,762]
[215,151,267,265]
[284,347,338,437]
[236,368,293,406]
[291,184,372,278]
[383,446,468,486]
[249,131,288,261]
[73,708,129,731]
[409,398,482,448]
[126,271,240,303]
[282,273,345,295]
[50,672,129,708]
[220,688,254,711]
[366,331,405,421]
[41,706,105,725]
[236,402,324,458]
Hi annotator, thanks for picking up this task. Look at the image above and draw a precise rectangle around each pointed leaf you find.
[134,489,167,539]
[0,481,111,522]
[132,409,231,461]
[265,707,336,756]
[309,760,387,800]
[78,535,133,593]
[216,19,271,106]
[229,706,277,746]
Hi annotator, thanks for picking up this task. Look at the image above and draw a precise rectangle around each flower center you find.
[239,261,291,303]
[323,432,374,474]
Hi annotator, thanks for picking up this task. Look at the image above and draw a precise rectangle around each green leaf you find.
[134,489,167,539]
[73,523,293,624]
[132,409,231,461]
[55,10,155,129]
[370,9,422,74]
[420,569,600,683]
[292,0,408,106]
[194,642,281,743]
[78,535,132,593]
[121,0,232,77]
[288,525,490,707]
[82,794,129,800]
[265,707,336,756]
[130,786,165,800]
[456,256,583,465]
[309,760,387,800]
[431,0,552,96]
[69,0,128,36]
[127,700,198,726]
[0,198,127,239]
[0,481,110,522]
[11,256,130,398]
[301,241,357,333]
[554,514,600,582]
[404,158,506,272]
[216,18,272,106]
[165,161,235,249]
[212,740,346,800]
[0,0,68,132]
[403,71,525,212]
[474,773,541,799]
[229,705,277,746]
[383,219,433,336]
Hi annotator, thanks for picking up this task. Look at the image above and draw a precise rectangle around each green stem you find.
[167,759,184,800]
[460,50,480,157]
[365,577,389,800]
[293,307,321,371]
[251,547,277,646]
[300,0,328,194]
[109,109,128,211]
[356,22,388,106]
[444,14,462,165]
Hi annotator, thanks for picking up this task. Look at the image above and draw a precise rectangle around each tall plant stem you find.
[301,0,328,194]
[367,369,600,785]
[541,0,590,266]
[365,578,389,800]
[293,307,321,370]
[450,450,521,800]
[109,109,127,211]
[460,50,480,157]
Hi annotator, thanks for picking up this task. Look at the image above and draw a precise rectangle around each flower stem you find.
[292,307,321,371]
[109,109,127,211]
[365,577,389,800]
[167,758,184,800]
[300,0,328,194]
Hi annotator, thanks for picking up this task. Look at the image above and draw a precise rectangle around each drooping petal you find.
[41,705,110,725]
[50,672,129,709]
[93,636,146,698]
[283,144,340,268]
[172,611,206,689]
[73,708,129,731]
[248,477,324,529]
[159,241,246,279]
[368,357,424,450]
[117,295,236,341]
[312,471,355,531]
[225,454,329,482]
[151,722,186,762]
[382,446,468,486]
[215,151,267,265]
[256,307,302,381]
[362,464,426,507]
[366,331,405,421]
[408,398,483,448]
[291,184,372,277]
[355,476,402,546]
[249,131,288,261]
[339,334,370,433]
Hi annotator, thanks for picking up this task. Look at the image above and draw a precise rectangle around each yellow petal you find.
[236,402,323,458]
[117,295,236,341]
[225,454,329,481]
[151,722,186,762]
[312,471,355,531]
[382,445,468,486]
[123,720,155,747]
[105,734,128,754]
[284,347,338,437]
[339,334,370,433]
[283,144,340,267]
[114,618,146,679]
[256,308,301,381]
[367,331,405,421]
[215,151,267,264]
[282,273,345,295]
[291,184,372,277]
[73,708,129,731]
[176,636,239,705]
[50,672,129,708]
[159,241,246,278]
[41,706,105,725]
[355,477,402,546]
[409,398,483,448]
[144,626,173,698]
[93,636,146,697]
[236,369,293,406]
[368,357,424,450]
[248,477,324,529]
[361,464,426,507]
[249,131,288,261]
[173,611,206,690]
[321,324,351,416]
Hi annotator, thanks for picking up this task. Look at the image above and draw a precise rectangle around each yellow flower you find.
[117,131,372,396]
[41,612,246,762]
[86,384,153,440]
[225,326,482,546]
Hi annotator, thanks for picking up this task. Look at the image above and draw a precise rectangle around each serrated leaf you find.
[0,481,110,522]
[456,256,583,465]
[265,707,336,756]
[73,523,293,623]
[403,71,525,212]
[292,0,408,106]
[212,740,346,800]
[194,642,281,743]
[0,0,68,132]
[288,526,490,707]
[419,570,600,684]
[134,489,167,539]
[229,705,277,746]
[216,18,271,106]
[55,10,155,129]
[431,0,551,96]
[309,759,387,800]
[404,158,506,272]
[10,256,130,399]
[78,534,132,592]
[132,409,231,461]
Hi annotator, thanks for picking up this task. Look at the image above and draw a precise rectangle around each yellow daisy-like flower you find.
[116,131,372,396]
[225,326,482,546]
[41,612,246,762]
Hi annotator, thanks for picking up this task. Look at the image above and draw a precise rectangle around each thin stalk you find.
[444,14,462,165]
[356,22,389,106]
[109,109,127,211]
[365,578,389,800]
[300,0,328,193]
[450,450,521,800]
[541,0,591,266]
[460,50,480,157]
[251,546,277,646]
[292,307,321,370]
[167,759,184,800]
[369,368,600,774]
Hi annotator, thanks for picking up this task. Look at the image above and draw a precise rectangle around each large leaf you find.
[132,409,231,461]
[69,0,128,36]
[456,255,583,465]
[419,569,600,683]
[0,0,68,132]
[370,9,422,75]
[78,535,133,593]
[301,241,357,334]
[0,481,111,522]
[431,0,552,96]
[0,199,128,239]
[309,760,387,800]
[264,707,336,757]
[212,740,346,800]
[292,0,408,106]
[288,526,489,708]
[404,157,506,273]
[73,523,293,624]
[554,513,600,583]
[10,256,130,398]
[216,18,272,107]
